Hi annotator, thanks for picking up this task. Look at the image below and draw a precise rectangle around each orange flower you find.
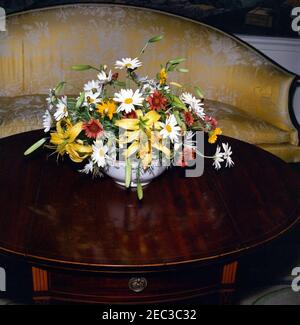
[97,101,116,120]
[208,128,222,144]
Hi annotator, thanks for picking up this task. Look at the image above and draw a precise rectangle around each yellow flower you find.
[208,128,222,144]
[50,119,92,162]
[115,109,170,166]
[159,68,167,85]
[96,101,116,120]
[138,142,152,169]
[65,143,93,163]
[115,109,161,134]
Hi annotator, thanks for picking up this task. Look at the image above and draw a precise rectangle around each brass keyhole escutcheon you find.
[128,277,147,293]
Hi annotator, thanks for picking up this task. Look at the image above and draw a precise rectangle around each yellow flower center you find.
[87,96,94,104]
[99,149,105,157]
[125,98,133,104]
[125,63,132,68]
[166,124,172,133]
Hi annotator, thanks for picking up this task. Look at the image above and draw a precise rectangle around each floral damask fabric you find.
[0,94,291,147]
[0,95,45,138]
[205,100,292,145]
[0,4,297,147]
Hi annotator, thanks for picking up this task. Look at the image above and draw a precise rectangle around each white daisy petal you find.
[180,92,205,120]
[183,131,196,149]
[46,88,55,110]
[213,145,224,170]
[91,140,109,168]
[54,96,68,121]
[42,110,52,133]
[98,70,112,84]
[115,57,142,70]
[84,91,102,108]
[79,160,94,175]
[160,114,182,143]
[84,80,101,93]
[222,143,234,168]
[113,89,144,113]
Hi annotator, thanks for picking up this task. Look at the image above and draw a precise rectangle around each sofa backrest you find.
[0,4,297,140]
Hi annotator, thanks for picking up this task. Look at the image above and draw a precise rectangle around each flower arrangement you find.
[25,35,234,199]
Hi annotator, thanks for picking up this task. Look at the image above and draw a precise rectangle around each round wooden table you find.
[0,130,300,304]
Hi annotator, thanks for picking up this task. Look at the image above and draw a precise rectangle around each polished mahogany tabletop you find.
[1,130,300,272]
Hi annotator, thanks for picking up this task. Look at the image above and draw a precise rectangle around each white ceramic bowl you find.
[105,161,167,187]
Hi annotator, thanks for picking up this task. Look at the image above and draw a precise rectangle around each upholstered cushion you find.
[0,95,299,162]
[0,95,45,138]
[205,100,292,145]
[0,4,297,141]
[258,143,300,163]
[0,95,292,148]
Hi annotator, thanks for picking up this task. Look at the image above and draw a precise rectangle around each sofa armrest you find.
[289,76,300,145]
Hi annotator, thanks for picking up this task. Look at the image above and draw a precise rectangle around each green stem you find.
[90,66,102,73]
[136,161,143,200]
[139,42,149,57]
[195,149,216,160]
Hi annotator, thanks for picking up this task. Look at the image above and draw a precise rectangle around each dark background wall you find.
[0,0,298,37]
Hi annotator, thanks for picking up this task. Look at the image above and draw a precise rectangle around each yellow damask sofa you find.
[0,4,299,162]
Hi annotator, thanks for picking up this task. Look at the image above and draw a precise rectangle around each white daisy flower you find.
[213,145,224,170]
[114,89,144,113]
[84,91,102,108]
[42,110,52,133]
[137,75,149,83]
[222,143,234,168]
[158,84,170,93]
[46,89,55,110]
[180,92,205,120]
[115,57,142,70]
[98,70,112,84]
[54,96,68,121]
[142,79,158,94]
[91,140,109,168]
[79,160,94,175]
[174,131,195,151]
[183,131,196,149]
[84,80,102,93]
[160,115,181,143]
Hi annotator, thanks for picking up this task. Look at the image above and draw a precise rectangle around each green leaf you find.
[177,68,189,73]
[125,159,132,188]
[24,138,47,156]
[168,57,186,65]
[148,34,164,43]
[54,81,66,96]
[137,182,143,200]
[167,64,177,72]
[194,86,205,99]
[171,95,187,110]
[71,65,92,71]
[76,92,85,109]
[113,81,126,88]
[174,111,187,131]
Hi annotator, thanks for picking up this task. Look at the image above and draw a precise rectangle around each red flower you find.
[176,147,196,167]
[147,91,168,111]
[124,111,137,119]
[184,112,194,127]
[82,119,104,139]
[205,115,218,129]
[112,73,119,81]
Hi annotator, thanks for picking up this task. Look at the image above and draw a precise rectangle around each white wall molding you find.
[236,35,300,50]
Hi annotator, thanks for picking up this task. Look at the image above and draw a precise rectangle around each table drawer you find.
[47,265,223,304]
